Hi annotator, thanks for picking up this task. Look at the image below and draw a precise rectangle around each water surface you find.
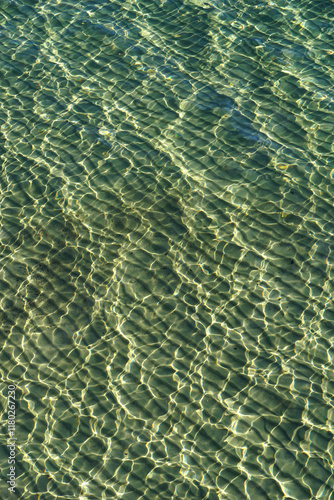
[1,0,334,498]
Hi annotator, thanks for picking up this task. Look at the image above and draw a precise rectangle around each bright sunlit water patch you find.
[0,0,334,498]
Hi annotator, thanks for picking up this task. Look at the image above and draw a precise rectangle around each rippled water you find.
[1,0,334,498]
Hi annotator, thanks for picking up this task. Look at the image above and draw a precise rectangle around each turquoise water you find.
[1,0,334,498]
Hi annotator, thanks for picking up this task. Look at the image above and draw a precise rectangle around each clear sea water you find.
[1,0,334,498]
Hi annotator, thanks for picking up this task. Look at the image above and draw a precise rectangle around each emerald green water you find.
[1,0,334,498]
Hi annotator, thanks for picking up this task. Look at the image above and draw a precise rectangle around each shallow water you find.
[1,0,334,498]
